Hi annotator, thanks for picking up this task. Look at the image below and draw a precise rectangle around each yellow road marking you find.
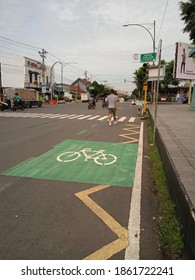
[75,184,128,260]
[119,124,140,144]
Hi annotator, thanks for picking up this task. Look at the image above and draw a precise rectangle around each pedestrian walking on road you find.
[105,89,118,126]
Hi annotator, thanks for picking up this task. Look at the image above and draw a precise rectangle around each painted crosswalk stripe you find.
[118,117,127,122]
[0,112,136,123]
[68,114,84,119]
[88,115,101,120]
[59,114,75,119]
[78,115,92,119]
[58,114,69,119]
[44,114,62,118]
[129,117,136,122]
[97,116,108,121]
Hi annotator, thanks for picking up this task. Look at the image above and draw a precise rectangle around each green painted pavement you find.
[2,140,138,187]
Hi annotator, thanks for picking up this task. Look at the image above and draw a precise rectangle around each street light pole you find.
[61,62,77,89]
[50,61,77,100]
[50,61,61,100]
[123,21,156,114]
[123,21,156,52]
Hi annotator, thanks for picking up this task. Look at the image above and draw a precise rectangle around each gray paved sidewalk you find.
[149,103,195,259]
[149,103,195,206]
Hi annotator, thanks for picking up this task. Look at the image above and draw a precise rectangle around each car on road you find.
[131,100,136,105]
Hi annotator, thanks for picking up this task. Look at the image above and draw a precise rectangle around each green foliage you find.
[89,81,112,99]
[118,94,130,101]
[179,0,195,43]
[133,60,179,96]
[146,95,152,102]
[131,88,139,99]
[160,60,179,92]
[58,95,64,100]
[133,67,146,99]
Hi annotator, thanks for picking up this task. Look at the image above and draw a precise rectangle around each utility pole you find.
[153,39,162,144]
[0,63,2,97]
[39,49,48,86]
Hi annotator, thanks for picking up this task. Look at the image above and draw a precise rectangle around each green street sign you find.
[88,86,95,90]
[140,52,156,62]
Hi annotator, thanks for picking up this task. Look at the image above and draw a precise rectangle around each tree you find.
[131,88,139,99]
[160,60,179,93]
[179,0,195,43]
[89,81,111,99]
[133,64,151,99]
[133,60,179,97]
[133,67,146,99]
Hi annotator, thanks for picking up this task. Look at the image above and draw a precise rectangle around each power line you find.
[0,36,128,87]
[156,0,169,41]
[0,36,41,51]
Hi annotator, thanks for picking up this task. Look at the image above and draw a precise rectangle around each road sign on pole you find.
[140,52,156,62]
[133,53,140,61]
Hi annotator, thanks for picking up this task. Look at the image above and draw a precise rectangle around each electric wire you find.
[0,36,41,51]
[0,36,134,90]
[156,0,169,41]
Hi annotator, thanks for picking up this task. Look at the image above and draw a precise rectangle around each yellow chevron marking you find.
[75,184,128,260]
[119,124,140,144]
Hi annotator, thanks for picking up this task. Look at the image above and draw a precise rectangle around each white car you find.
[131,100,136,105]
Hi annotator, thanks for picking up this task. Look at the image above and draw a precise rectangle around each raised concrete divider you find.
[149,103,195,259]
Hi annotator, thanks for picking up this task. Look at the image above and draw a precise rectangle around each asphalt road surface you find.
[0,101,161,260]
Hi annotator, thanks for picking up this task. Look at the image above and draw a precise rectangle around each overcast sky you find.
[0,0,191,93]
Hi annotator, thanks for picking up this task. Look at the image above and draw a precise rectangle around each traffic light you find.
[142,63,149,80]
[143,63,149,74]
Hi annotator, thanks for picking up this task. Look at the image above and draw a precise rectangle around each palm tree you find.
[179,0,195,43]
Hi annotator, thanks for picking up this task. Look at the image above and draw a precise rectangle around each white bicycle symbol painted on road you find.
[56,147,117,166]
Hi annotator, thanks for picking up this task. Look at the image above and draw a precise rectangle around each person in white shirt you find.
[105,89,118,126]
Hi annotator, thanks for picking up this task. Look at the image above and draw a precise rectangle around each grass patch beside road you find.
[147,121,184,259]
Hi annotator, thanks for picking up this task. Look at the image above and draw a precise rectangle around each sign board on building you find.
[140,52,156,63]
[174,42,195,80]
[148,65,166,81]
[42,86,46,93]
[1,55,24,88]
[88,86,95,90]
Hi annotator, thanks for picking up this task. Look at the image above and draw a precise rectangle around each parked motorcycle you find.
[0,99,12,111]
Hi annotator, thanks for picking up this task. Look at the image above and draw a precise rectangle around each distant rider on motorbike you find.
[13,93,22,106]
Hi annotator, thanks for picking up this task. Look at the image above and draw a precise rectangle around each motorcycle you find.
[102,100,108,108]
[0,99,12,111]
[88,101,96,109]
[12,100,25,111]
[0,99,24,111]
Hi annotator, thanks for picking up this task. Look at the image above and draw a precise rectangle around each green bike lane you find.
[0,117,142,260]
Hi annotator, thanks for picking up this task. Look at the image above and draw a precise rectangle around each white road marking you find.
[68,114,84,119]
[0,112,136,123]
[88,115,101,120]
[59,114,75,119]
[78,115,92,119]
[125,121,143,260]
[97,116,108,121]
[129,117,136,122]
[118,117,127,122]
[58,114,69,119]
